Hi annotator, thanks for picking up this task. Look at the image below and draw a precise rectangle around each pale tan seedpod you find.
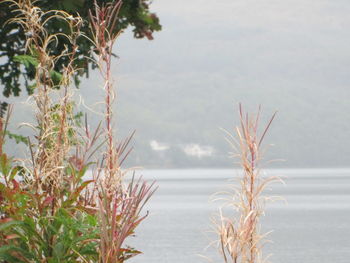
[212,105,281,263]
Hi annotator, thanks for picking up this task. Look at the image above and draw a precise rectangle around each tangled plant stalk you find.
[6,0,84,209]
[89,0,123,196]
[215,105,280,263]
[0,0,155,262]
[89,2,157,262]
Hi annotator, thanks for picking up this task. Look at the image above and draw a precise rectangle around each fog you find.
[3,0,350,168]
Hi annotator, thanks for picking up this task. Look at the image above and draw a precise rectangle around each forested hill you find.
[77,57,350,168]
[113,75,349,168]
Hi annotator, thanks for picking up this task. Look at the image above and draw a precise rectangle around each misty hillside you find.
[112,72,350,168]
[3,0,350,168]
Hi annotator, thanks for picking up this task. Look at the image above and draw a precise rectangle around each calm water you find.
[128,169,350,263]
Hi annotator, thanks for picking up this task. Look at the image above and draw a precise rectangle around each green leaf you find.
[63,180,94,207]
[13,55,39,68]
[0,245,35,262]
[27,83,36,94]
[0,219,21,231]
[0,245,20,261]
[9,166,19,181]
[5,131,29,145]
[50,70,63,86]
[0,153,11,177]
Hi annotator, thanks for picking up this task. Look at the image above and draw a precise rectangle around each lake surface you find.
[128,169,350,263]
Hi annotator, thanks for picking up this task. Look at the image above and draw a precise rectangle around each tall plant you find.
[214,105,280,263]
[0,0,155,262]
[89,1,157,262]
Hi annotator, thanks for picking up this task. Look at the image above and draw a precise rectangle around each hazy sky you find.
[116,0,350,79]
[111,0,350,106]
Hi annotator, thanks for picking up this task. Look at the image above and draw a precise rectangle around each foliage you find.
[4,131,28,145]
[0,169,100,262]
[0,0,161,97]
[0,1,156,262]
